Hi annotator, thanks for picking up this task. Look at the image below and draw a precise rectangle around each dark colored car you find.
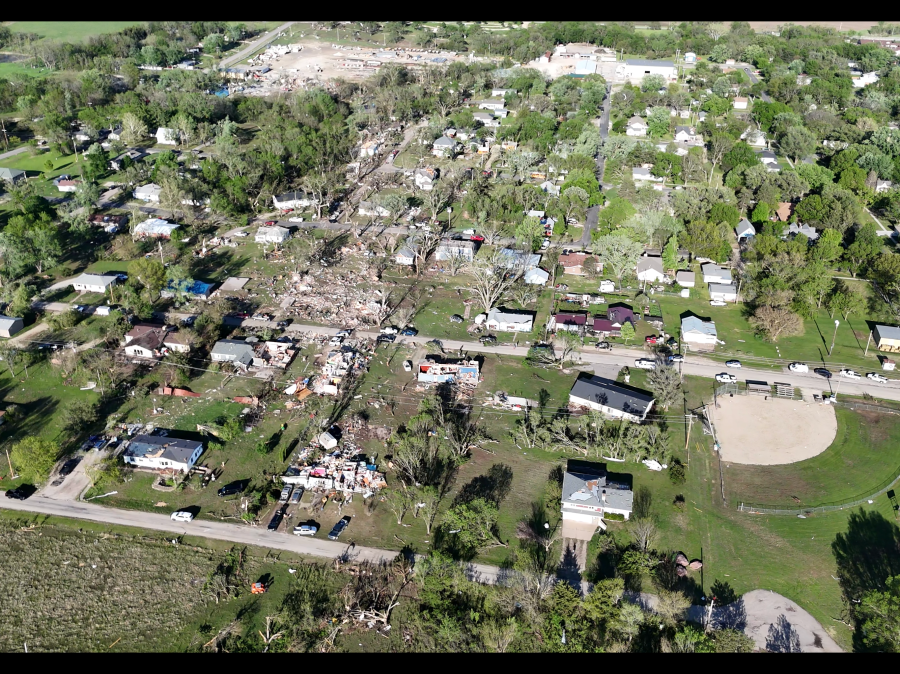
[5,485,35,500]
[450,314,464,323]
[59,457,81,477]
[267,507,286,531]
[328,517,350,540]
[399,328,418,336]
[814,368,832,379]
[596,341,612,350]
[377,334,396,344]
[479,335,497,345]
[218,481,247,498]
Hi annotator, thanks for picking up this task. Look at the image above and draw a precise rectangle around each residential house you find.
[436,238,475,262]
[432,136,459,157]
[134,183,162,203]
[550,311,589,333]
[852,72,880,88]
[123,434,204,473]
[134,218,180,240]
[109,149,146,171]
[524,268,550,285]
[53,175,81,193]
[210,339,256,366]
[877,180,894,193]
[493,108,510,119]
[786,223,818,240]
[568,374,654,422]
[733,97,749,110]
[107,125,123,141]
[359,139,380,157]
[255,226,290,244]
[123,324,188,359]
[414,167,439,191]
[559,252,600,276]
[0,316,24,338]
[632,167,664,182]
[252,341,298,370]
[774,202,794,222]
[708,283,737,302]
[539,180,560,196]
[273,190,315,210]
[757,149,778,167]
[675,270,695,288]
[741,129,767,148]
[635,256,666,282]
[70,273,117,294]
[501,140,518,151]
[701,263,732,284]
[485,308,535,332]
[697,111,708,123]
[607,304,636,328]
[625,116,648,137]
[358,201,390,217]
[395,245,418,266]
[591,317,618,337]
[491,88,517,97]
[155,127,178,145]
[674,125,701,145]
[874,325,900,353]
[473,111,497,126]
[498,248,541,270]
[560,459,634,538]
[0,167,26,184]
[735,219,756,240]
[681,316,718,347]
[417,358,480,385]
[477,98,506,111]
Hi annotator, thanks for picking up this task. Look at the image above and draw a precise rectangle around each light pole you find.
[829,319,839,357]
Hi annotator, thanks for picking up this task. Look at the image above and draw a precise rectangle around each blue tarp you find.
[214,89,229,97]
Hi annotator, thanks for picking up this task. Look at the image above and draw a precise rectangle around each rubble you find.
[280,434,387,496]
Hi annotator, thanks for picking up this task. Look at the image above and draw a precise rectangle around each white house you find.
[732,97,749,110]
[625,116,648,137]
[876,180,893,193]
[674,125,702,145]
[255,226,290,244]
[210,339,256,366]
[675,270,695,288]
[684,52,697,63]
[473,111,499,127]
[432,136,459,157]
[273,190,315,210]
[540,180,561,196]
[396,244,418,265]
[477,98,506,111]
[155,127,178,145]
[524,268,550,286]
[435,239,475,262]
[701,263,732,284]
[617,59,676,82]
[123,434,204,473]
[636,256,666,282]
[134,218,180,240]
[134,183,162,203]
[414,167,439,191]
[491,88,517,97]
[70,273,118,294]
[568,375,654,422]
[852,72,880,88]
[486,308,534,332]
[632,167,664,182]
[709,283,738,302]
[560,459,635,540]
[0,316,24,338]
[758,149,778,166]
[735,219,756,240]
[681,316,718,347]
[53,175,81,192]
[358,201,391,218]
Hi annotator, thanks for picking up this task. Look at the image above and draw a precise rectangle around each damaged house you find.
[123,434,204,473]
[123,324,190,359]
[210,339,256,367]
[417,358,480,385]
[252,340,298,370]
[561,459,634,539]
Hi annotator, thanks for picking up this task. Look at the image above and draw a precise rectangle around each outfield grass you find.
[8,22,145,42]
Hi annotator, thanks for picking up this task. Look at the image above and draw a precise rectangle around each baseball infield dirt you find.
[711,395,837,465]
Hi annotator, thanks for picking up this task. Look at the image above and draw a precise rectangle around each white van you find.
[634,359,656,370]
[171,511,194,523]
[789,362,808,373]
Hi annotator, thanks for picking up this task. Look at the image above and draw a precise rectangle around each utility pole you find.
[5,447,15,479]
[684,413,693,450]
[158,239,165,266]
[705,596,716,632]
[865,330,873,356]
[829,319,840,357]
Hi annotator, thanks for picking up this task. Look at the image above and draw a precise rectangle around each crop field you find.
[6,22,145,42]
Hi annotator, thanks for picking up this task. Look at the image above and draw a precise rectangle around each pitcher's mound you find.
[712,395,837,465]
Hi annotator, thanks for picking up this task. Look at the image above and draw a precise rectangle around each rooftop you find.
[562,459,634,513]
[124,434,203,464]
[569,375,654,417]
[626,59,674,67]
[681,316,717,337]
[877,325,900,341]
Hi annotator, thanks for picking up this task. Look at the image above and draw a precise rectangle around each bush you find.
[669,459,686,485]
[673,494,686,511]
[604,512,625,521]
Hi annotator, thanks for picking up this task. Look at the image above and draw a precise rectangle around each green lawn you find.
[8,21,145,42]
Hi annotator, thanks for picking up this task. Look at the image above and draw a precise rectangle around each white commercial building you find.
[617,59,676,82]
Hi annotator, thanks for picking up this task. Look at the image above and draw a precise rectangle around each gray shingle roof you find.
[125,434,203,464]
[681,316,717,337]
[569,375,654,417]
[626,59,674,67]
[563,459,634,512]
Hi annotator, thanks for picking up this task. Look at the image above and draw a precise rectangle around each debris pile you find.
[281,438,386,496]
[278,270,391,329]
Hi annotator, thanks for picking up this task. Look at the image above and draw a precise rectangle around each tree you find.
[465,251,525,313]
[62,399,99,437]
[814,228,843,265]
[844,223,882,275]
[558,186,589,224]
[795,163,835,191]
[74,180,100,213]
[129,257,167,297]
[620,321,635,343]
[707,133,735,184]
[641,74,666,93]
[656,589,691,628]
[647,107,671,138]
[120,112,148,145]
[662,234,678,272]
[856,575,900,652]
[713,628,755,653]
[749,305,803,342]
[204,33,226,54]
[439,497,505,558]
[515,215,544,253]
[10,436,59,483]
[385,487,416,525]
[591,234,643,289]
[647,360,682,410]
[722,142,759,171]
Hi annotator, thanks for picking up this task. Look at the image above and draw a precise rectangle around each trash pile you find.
[247,43,303,67]
[483,391,538,411]
[278,270,391,329]
[280,435,387,496]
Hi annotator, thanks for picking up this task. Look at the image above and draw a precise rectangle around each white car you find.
[839,369,861,380]
[380,326,399,335]
[335,330,351,337]
[715,373,737,383]
[789,362,808,373]
[170,511,194,523]
[288,217,305,223]
[233,231,249,237]
[710,300,727,307]
[867,373,889,383]
[403,360,412,372]
[634,359,656,370]
[540,239,550,250]
[725,360,741,368]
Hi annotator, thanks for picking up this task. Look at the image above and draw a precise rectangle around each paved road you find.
[373,121,425,175]
[581,85,612,250]
[743,67,772,103]
[0,145,28,162]
[218,22,298,70]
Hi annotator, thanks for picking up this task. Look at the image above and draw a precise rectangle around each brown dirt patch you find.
[712,395,837,465]
[746,21,881,31]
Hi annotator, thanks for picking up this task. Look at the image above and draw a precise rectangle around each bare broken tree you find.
[412,230,440,277]
[442,250,469,276]
[338,556,415,628]
[465,250,525,313]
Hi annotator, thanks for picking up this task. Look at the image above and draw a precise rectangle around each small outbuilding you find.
[0,316,24,338]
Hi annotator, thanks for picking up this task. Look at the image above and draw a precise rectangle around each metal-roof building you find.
[568,375,654,422]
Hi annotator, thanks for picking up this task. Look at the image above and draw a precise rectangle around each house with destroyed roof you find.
[123,434,204,473]
[561,459,634,539]
[123,324,189,359]
[417,358,480,386]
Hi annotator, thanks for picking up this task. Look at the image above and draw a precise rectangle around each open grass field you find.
[6,22,145,42]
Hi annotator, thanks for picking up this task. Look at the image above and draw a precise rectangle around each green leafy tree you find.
[591,233,643,289]
[515,216,544,253]
[713,628,755,653]
[856,575,900,652]
[439,497,503,559]
[620,321,635,343]
[814,228,844,266]
[750,202,770,225]
[129,257,167,297]
[722,142,759,171]
[795,163,834,191]
[11,437,59,483]
[647,107,671,138]
[662,234,678,271]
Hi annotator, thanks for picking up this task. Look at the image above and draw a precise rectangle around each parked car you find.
[218,481,246,497]
[329,336,343,346]
[267,508,285,531]
[540,239,550,250]
[171,510,194,523]
[596,341,612,351]
[4,485,34,500]
[634,358,656,370]
[380,326,399,335]
[328,517,350,540]
[725,360,742,368]
[290,486,304,504]
[335,330,351,337]
[293,524,318,536]
[710,300,727,307]
[265,220,277,226]
[840,369,861,380]
[479,335,497,345]
[470,235,485,242]
[789,362,808,373]
[668,354,685,363]
[814,367,832,379]
[377,334,396,344]
[450,314,464,323]
[645,335,659,345]
[666,337,678,348]
[115,273,128,282]
[279,485,292,503]
[715,373,737,383]
[59,457,81,476]
[867,373,889,383]
[403,360,412,372]
[400,328,418,336]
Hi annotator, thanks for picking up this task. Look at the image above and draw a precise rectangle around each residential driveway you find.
[38,450,105,502]
[0,146,28,162]
[8,322,49,347]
